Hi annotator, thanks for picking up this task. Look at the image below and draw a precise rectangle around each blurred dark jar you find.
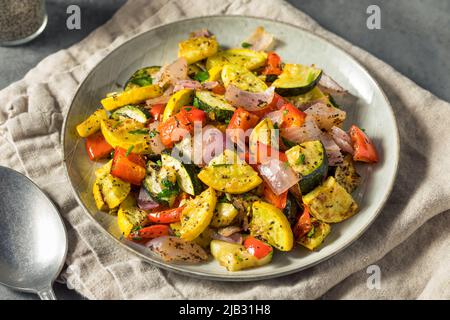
[0,0,47,46]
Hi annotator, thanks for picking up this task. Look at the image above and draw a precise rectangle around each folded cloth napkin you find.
[0,0,449,300]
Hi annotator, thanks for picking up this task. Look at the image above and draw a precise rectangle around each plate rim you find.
[62,15,400,281]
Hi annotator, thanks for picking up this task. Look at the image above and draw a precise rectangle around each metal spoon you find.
[0,166,67,300]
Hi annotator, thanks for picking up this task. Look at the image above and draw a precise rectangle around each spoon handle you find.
[37,286,57,300]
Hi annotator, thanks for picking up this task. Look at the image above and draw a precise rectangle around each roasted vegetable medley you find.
[76,27,379,271]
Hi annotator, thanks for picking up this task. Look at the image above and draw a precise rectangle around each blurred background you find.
[0,0,448,299]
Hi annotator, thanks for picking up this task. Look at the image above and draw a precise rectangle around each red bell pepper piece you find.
[158,106,206,148]
[262,52,282,76]
[349,125,379,163]
[85,132,113,161]
[149,103,166,121]
[227,107,260,144]
[147,206,185,224]
[133,224,171,240]
[293,206,312,240]
[279,103,306,128]
[111,147,146,185]
[263,181,288,209]
[244,236,273,259]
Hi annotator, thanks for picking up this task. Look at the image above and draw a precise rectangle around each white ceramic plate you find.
[63,16,399,281]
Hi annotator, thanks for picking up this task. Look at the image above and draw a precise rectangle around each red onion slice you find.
[147,121,165,155]
[173,80,219,93]
[225,85,275,111]
[331,126,354,154]
[210,231,243,244]
[217,226,242,237]
[258,158,300,195]
[281,116,343,166]
[146,86,173,106]
[190,28,212,38]
[281,115,323,143]
[318,73,347,95]
[202,81,219,90]
[154,58,188,87]
[264,110,284,126]
[201,125,225,165]
[243,26,274,52]
[304,102,346,131]
[173,80,202,92]
[146,236,208,263]
[137,187,159,211]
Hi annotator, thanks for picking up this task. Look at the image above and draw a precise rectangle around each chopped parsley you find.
[156,159,162,166]
[193,97,200,108]
[307,226,315,238]
[193,71,209,82]
[241,42,252,48]
[129,129,148,135]
[149,129,159,138]
[125,145,134,156]
[297,154,305,165]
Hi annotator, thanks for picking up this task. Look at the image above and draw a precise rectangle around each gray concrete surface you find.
[0,0,448,300]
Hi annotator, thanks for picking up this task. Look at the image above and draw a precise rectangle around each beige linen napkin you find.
[0,0,449,300]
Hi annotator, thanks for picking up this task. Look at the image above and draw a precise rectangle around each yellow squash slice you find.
[207,65,223,82]
[302,176,358,223]
[101,85,163,111]
[179,187,217,241]
[178,36,219,64]
[198,163,262,194]
[117,195,148,237]
[211,203,239,228]
[249,201,294,251]
[221,64,268,92]
[76,109,108,137]
[210,240,273,271]
[101,119,152,154]
[92,160,130,210]
[206,49,267,71]
[297,219,331,251]
[162,89,194,122]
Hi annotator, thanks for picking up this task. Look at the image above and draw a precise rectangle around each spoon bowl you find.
[0,166,67,299]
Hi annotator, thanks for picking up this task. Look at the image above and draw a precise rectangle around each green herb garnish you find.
[156,159,162,166]
[307,226,315,238]
[193,71,209,82]
[149,129,159,138]
[193,97,200,108]
[129,129,148,135]
[297,154,305,165]
[241,42,252,48]
[125,145,134,156]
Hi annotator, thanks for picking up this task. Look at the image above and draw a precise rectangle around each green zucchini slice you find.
[283,193,300,226]
[143,162,179,206]
[286,140,328,194]
[194,90,236,122]
[273,64,322,96]
[111,105,150,123]
[161,154,202,196]
[124,66,161,91]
